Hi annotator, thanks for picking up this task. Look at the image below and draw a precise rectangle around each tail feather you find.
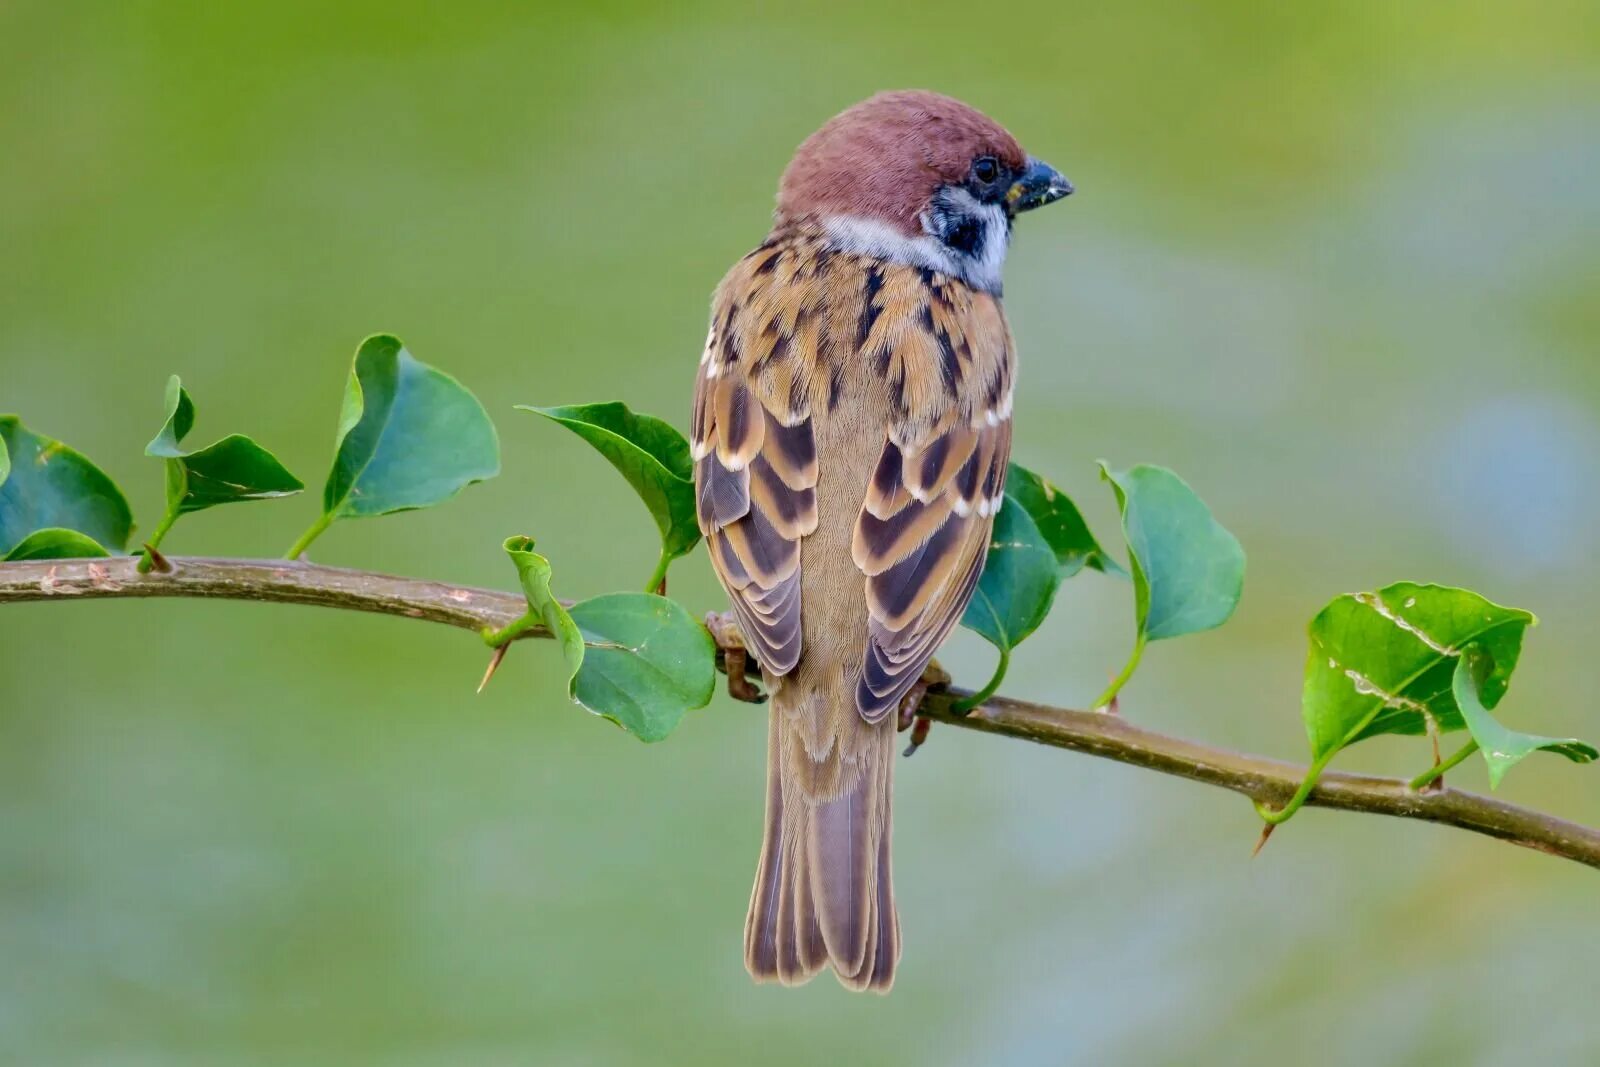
[774,835,829,982]
[840,818,898,990]
[745,702,899,992]
[809,785,871,972]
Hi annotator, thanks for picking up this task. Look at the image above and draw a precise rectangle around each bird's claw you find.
[706,610,767,704]
[899,660,951,756]
[724,647,767,704]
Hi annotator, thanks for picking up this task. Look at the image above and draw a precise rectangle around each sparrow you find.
[691,91,1072,992]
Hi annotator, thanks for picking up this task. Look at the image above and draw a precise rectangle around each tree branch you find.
[4,555,1598,871]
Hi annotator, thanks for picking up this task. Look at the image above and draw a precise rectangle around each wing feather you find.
[694,233,1015,715]
[852,272,1014,724]
[854,416,1010,721]
[693,255,818,677]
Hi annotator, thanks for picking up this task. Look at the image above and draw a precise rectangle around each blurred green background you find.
[3,2,1598,1063]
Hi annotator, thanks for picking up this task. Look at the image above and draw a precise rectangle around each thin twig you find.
[3,555,1598,871]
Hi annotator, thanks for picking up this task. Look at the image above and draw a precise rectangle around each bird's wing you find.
[691,244,821,676]
[693,239,1013,715]
[850,268,1014,723]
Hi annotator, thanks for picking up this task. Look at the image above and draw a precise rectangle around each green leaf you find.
[1453,644,1594,789]
[1094,463,1245,707]
[1260,583,1540,827]
[327,334,500,517]
[146,374,196,457]
[519,402,699,588]
[290,336,499,556]
[1005,462,1126,578]
[567,592,717,742]
[0,416,133,557]
[1302,583,1534,762]
[961,495,1061,653]
[955,495,1063,710]
[501,537,715,743]
[146,376,303,516]
[1101,463,1245,640]
[503,534,584,678]
[951,463,1126,711]
[3,527,112,561]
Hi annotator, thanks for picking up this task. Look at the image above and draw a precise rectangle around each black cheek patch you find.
[944,217,981,256]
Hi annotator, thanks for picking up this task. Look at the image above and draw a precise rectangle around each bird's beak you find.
[1006,157,1074,214]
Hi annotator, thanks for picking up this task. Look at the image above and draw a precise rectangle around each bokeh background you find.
[3,2,1598,1063]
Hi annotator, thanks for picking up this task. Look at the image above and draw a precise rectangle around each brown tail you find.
[744,698,899,992]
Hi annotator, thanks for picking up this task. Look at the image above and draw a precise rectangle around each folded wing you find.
[852,412,1009,722]
[692,302,818,676]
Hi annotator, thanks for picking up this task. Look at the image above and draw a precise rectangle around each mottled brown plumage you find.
[692,91,1067,992]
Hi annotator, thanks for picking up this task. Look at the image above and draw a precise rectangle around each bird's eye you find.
[972,156,1000,184]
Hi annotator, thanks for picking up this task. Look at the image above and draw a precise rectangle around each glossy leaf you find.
[502,537,715,743]
[0,415,132,557]
[1094,463,1245,707]
[320,334,500,517]
[1454,644,1594,790]
[1101,463,1245,641]
[1260,583,1544,828]
[146,376,303,515]
[519,402,699,583]
[567,592,717,742]
[1006,462,1126,578]
[955,495,1063,709]
[952,462,1124,706]
[961,494,1061,653]
[3,527,111,561]
[1302,583,1534,762]
[503,535,584,678]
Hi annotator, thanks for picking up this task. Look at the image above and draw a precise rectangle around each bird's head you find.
[776,90,1071,295]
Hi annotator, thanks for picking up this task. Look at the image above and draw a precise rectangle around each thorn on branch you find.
[477,643,509,694]
[141,543,174,574]
[1422,716,1445,791]
[1251,821,1276,858]
[1102,673,1122,715]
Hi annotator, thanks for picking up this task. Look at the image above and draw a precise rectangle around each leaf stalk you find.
[644,548,672,595]
[136,507,180,574]
[1094,633,1147,711]
[285,512,333,560]
[952,645,1009,714]
[1409,740,1480,792]
[482,609,541,648]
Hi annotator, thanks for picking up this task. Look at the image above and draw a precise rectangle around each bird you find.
[690,90,1072,992]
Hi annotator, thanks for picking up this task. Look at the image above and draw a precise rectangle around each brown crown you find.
[776,91,1027,237]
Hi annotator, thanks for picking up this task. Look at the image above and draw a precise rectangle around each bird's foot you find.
[725,648,767,704]
[899,660,952,756]
[705,610,767,704]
